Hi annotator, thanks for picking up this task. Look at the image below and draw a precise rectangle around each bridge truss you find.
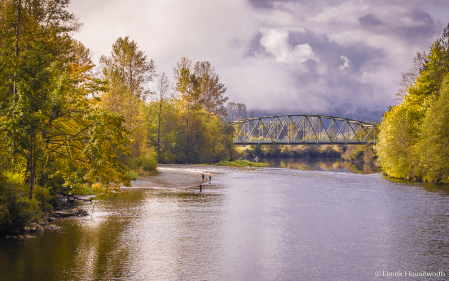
[232,115,377,145]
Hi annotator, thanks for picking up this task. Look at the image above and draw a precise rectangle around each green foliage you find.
[144,59,236,164]
[342,146,364,161]
[342,145,377,163]
[241,144,341,159]
[33,185,53,213]
[99,36,155,158]
[377,105,416,179]
[127,170,139,180]
[0,178,40,232]
[0,1,135,231]
[8,196,40,230]
[378,23,449,183]
[128,148,158,176]
[5,173,22,185]
[0,1,131,200]
[139,149,158,172]
[417,75,449,183]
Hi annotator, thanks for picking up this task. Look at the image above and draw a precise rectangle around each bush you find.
[127,170,139,180]
[0,181,40,232]
[33,185,53,213]
[9,196,40,229]
[342,145,377,163]
[140,150,158,172]
[128,148,158,175]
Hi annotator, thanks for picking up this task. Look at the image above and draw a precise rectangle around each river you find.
[1,158,449,280]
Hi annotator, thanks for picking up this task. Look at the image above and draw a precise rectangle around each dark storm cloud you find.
[247,0,277,9]
[359,14,382,28]
[246,31,265,57]
[395,8,440,39]
[290,65,381,109]
[248,0,347,10]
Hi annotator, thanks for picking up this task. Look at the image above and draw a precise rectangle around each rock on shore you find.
[5,207,89,238]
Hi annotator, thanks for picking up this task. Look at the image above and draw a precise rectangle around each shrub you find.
[128,148,158,175]
[0,182,40,232]
[33,185,53,213]
[127,170,139,180]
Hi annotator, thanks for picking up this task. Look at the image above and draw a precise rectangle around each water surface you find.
[1,159,448,280]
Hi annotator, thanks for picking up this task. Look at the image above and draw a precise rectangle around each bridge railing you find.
[232,115,377,145]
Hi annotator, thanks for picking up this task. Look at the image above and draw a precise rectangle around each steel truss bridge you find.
[232,115,377,145]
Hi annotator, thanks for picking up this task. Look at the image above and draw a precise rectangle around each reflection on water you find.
[264,157,382,174]
[1,164,449,280]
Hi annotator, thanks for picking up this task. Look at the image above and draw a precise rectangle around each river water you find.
[1,158,449,280]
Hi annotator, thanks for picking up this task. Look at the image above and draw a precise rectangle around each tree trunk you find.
[185,104,190,162]
[157,100,162,157]
[12,1,21,174]
[29,130,35,199]
[13,0,21,96]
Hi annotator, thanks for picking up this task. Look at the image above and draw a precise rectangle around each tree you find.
[172,57,192,82]
[377,105,414,179]
[154,72,171,157]
[0,0,130,199]
[236,103,248,120]
[417,74,449,183]
[226,102,247,121]
[0,0,81,198]
[101,36,156,99]
[144,57,237,164]
[396,52,426,104]
[100,37,156,157]
[173,58,229,118]
[193,61,228,117]
[175,67,202,162]
[71,39,94,65]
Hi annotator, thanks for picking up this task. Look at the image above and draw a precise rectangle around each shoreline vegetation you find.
[377,24,449,184]
[238,144,377,165]
[215,160,268,167]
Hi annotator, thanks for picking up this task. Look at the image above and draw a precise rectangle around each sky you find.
[67,0,449,121]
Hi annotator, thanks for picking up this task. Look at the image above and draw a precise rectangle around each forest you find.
[0,0,246,232]
[377,23,449,184]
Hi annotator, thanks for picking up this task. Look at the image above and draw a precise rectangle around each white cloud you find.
[339,56,350,69]
[259,29,315,63]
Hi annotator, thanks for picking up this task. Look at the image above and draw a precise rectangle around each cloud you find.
[359,13,382,27]
[259,29,315,63]
[67,0,449,120]
[339,56,350,69]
